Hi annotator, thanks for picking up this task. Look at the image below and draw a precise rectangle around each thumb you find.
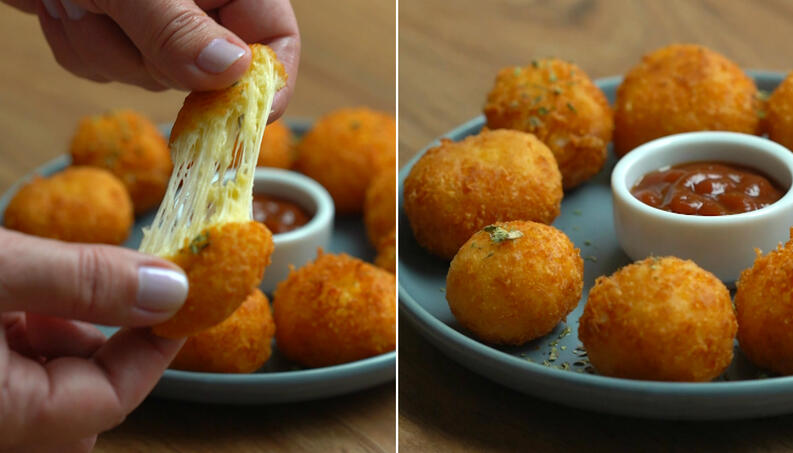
[72,0,251,91]
[0,229,188,327]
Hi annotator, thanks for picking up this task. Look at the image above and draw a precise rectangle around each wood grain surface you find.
[399,0,793,451]
[0,1,395,452]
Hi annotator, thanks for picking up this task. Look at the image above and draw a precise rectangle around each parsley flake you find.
[483,225,524,244]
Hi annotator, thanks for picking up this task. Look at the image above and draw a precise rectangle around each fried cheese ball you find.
[484,59,613,189]
[171,288,276,373]
[364,168,395,248]
[764,72,793,150]
[295,108,396,214]
[374,228,395,273]
[152,221,274,338]
[273,252,396,367]
[614,44,760,157]
[735,232,793,375]
[69,109,172,214]
[4,166,132,244]
[446,221,582,345]
[579,257,737,382]
[403,129,562,259]
[257,119,294,169]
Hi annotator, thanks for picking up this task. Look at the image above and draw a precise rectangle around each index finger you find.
[215,0,300,120]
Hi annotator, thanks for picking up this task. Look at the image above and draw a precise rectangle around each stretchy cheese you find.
[140,45,286,256]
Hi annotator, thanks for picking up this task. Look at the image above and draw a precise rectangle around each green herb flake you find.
[757,110,767,119]
[531,60,540,68]
[567,102,577,113]
[513,67,522,76]
[584,240,592,246]
[189,232,211,254]
[538,106,550,116]
[757,90,771,101]
[561,345,567,351]
[548,71,558,82]
[528,116,542,128]
[439,287,446,293]
[585,255,598,263]
[552,87,563,95]
[573,209,582,216]
[484,225,524,243]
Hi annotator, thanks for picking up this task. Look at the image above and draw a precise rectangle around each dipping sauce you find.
[631,161,785,216]
[252,194,311,233]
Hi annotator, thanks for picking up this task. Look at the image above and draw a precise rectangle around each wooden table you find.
[0,1,395,451]
[399,1,793,451]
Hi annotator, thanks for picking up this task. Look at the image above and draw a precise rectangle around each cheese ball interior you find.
[69,109,172,214]
[614,44,759,157]
[295,107,396,214]
[484,59,613,189]
[579,256,737,382]
[152,221,273,338]
[446,221,583,345]
[4,166,132,244]
[170,288,276,373]
[273,251,396,368]
[403,129,562,259]
[735,231,793,375]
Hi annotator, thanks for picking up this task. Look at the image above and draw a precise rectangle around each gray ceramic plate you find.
[399,72,792,419]
[0,119,395,404]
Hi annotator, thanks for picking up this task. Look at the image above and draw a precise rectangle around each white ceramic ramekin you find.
[253,168,334,293]
[611,131,793,283]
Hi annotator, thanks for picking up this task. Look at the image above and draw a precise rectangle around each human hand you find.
[0,228,189,452]
[3,0,300,121]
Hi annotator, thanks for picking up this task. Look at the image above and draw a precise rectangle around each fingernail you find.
[196,39,246,74]
[60,0,85,20]
[137,267,188,313]
[42,0,60,19]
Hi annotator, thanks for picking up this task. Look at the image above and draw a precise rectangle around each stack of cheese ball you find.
[405,43,793,381]
[3,107,396,374]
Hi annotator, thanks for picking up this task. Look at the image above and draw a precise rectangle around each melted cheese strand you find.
[140,47,284,256]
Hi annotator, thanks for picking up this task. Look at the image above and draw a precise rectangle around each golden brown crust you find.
[735,231,793,375]
[69,110,172,214]
[295,108,396,214]
[579,256,736,381]
[170,44,286,144]
[614,44,759,156]
[374,229,395,273]
[446,221,582,345]
[257,119,295,169]
[484,59,613,189]
[171,288,275,373]
[273,251,396,367]
[364,168,396,249]
[152,221,273,338]
[403,129,562,259]
[4,166,132,244]
[765,72,793,150]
